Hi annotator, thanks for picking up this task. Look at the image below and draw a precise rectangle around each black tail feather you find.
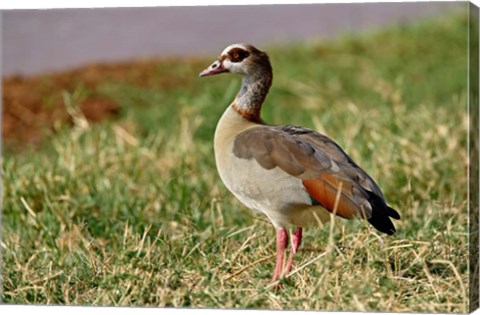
[365,190,400,235]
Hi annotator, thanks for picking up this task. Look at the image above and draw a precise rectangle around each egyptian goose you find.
[199,43,400,282]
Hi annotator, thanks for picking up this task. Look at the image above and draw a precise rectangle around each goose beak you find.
[199,60,228,77]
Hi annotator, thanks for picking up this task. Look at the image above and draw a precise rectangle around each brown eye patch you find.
[228,48,250,63]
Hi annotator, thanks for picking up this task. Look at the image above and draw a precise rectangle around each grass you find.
[1,11,470,312]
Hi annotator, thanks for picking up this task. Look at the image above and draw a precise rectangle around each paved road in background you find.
[2,2,463,76]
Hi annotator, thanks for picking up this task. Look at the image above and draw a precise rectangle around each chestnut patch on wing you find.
[228,48,250,63]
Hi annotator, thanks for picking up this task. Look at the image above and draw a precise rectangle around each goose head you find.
[199,43,272,78]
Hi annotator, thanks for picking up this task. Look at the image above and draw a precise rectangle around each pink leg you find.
[271,227,288,282]
[285,227,303,274]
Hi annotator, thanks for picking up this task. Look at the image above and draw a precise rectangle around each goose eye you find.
[229,48,249,63]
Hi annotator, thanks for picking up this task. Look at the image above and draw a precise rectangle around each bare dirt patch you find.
[2,58,203,149]
[3,78,118,148]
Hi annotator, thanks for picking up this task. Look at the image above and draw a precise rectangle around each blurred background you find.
[3,2,463,76]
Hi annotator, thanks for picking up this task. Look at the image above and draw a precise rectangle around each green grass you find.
[2,12,470,312]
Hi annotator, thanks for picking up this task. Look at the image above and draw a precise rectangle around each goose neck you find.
[232,73,272,122]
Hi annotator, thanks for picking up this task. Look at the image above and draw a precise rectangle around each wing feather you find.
[232,125,400,234]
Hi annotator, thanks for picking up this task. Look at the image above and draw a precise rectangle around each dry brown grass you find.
[2,12,470,312]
